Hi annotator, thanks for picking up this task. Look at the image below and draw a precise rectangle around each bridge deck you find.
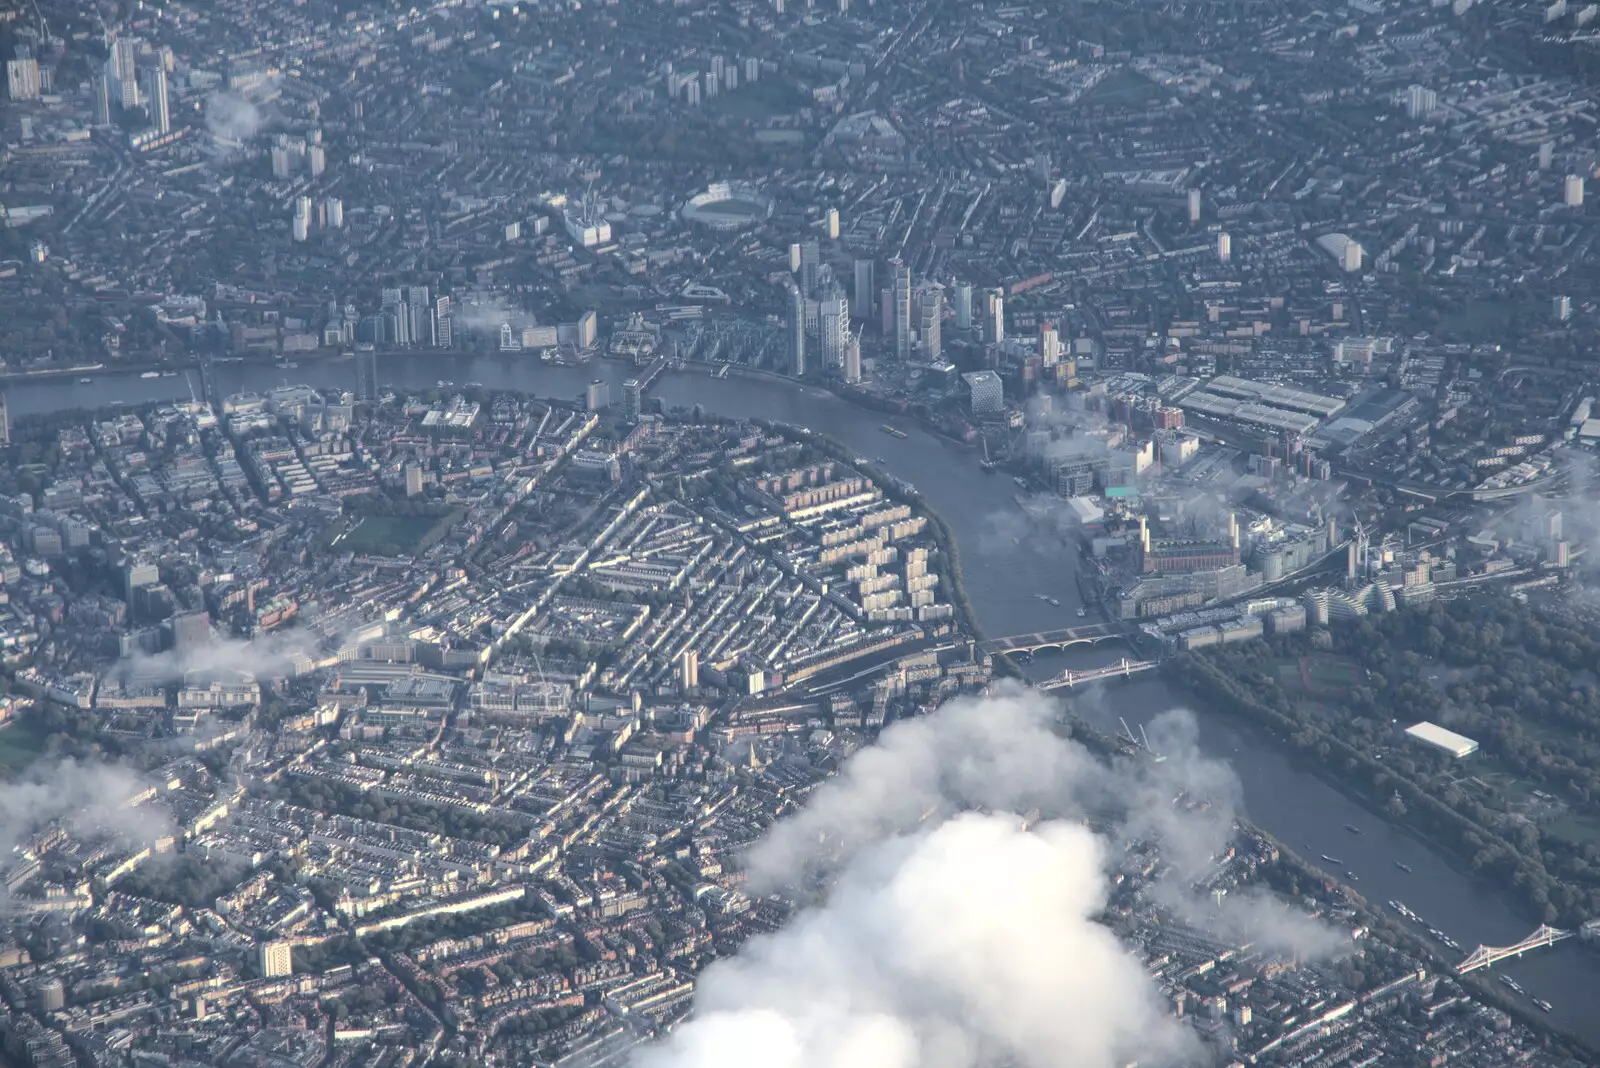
[1038,660,1158,690]
[981,622,1134,655]
[1456,925,1573,973]
[637,356,669,391]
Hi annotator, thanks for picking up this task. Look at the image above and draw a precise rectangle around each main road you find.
[15,352,1600,1044]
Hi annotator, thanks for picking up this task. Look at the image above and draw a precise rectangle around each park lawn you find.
[1273,660,1304,691]
[708,77,810,121]
[341,515,448,556]
[1543,811,1600,848]
[1443,756,1600,846]
[0,718,49,774]
[1438,298,1515,338]
[1083,67,1161,107]
[1301,653,1364,696]
[1272,654,1363,697]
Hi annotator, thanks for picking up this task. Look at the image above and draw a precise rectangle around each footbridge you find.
[1457,925,1574,974]
[1038,658,1158,690]
[981,621,1137,657]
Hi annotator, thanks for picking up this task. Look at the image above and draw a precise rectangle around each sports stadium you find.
[681,181,774,232]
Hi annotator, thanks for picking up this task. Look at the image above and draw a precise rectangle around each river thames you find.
[13,354,1600,1043]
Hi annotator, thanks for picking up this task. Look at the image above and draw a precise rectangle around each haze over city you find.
[5,0,1600,1064]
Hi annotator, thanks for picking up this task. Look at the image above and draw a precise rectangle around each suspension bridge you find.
[1457,925,1575,974]
[1038,658,1158,690]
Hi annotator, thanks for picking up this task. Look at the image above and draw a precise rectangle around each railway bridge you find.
[636,355,670,391]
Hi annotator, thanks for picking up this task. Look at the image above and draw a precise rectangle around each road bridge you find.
[637,355,670,392]
[981,621,1136,657]
[1457,925,1574,974]
[1038,658,1158,690]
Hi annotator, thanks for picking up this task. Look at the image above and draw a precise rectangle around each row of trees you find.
[1175,596,1600,926]
[1171,652,1569,926]
[273,774,532,850]
[120,854,250,909]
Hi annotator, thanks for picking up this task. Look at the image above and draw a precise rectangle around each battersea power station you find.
[1137,512,1243,575]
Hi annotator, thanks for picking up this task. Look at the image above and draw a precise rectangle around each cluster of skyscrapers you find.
[291,194,344,242]
[334,288,455,351]
[82,35,170,136]
[271,132,328,180]
[785,223,1017,385]
[882,263,1003,358]
[662,54,761,106]
[785,236,861,382]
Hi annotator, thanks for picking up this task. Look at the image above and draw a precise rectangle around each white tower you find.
[820,292,850,369]
[986,288,1006,345]
[111,37,139,108]
[893,262,913,360]
[143,68,169,134]
[1342,240,1363,273]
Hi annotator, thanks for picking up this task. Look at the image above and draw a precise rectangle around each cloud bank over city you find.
[638,685,1345,1068]
[0,760,171,863]
[107,626,321,686]
[639,812,1195,1068]
[204,91,264,148]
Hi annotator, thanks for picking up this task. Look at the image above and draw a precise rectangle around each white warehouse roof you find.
[1177,391,1322,437]
[1404,721,1479,758]
[1206,375,1346,418]
[1065,497,1104,525]
[1315,232,1359,261]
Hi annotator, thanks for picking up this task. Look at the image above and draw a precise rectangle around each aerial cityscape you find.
[6,0,1600,1062]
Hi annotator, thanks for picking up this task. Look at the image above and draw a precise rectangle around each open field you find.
[1275,654,1364,697]
[0,719,49,774]
[1083,67,1160,107]
[341,515,444,556]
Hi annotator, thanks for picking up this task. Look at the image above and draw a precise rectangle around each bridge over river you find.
[980,621,1138,657]
[1037,657,1159,690]
[1457,923,1600,974]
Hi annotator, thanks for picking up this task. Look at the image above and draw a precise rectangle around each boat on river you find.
[879,424,908,439]
[1320,854,1343,865]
